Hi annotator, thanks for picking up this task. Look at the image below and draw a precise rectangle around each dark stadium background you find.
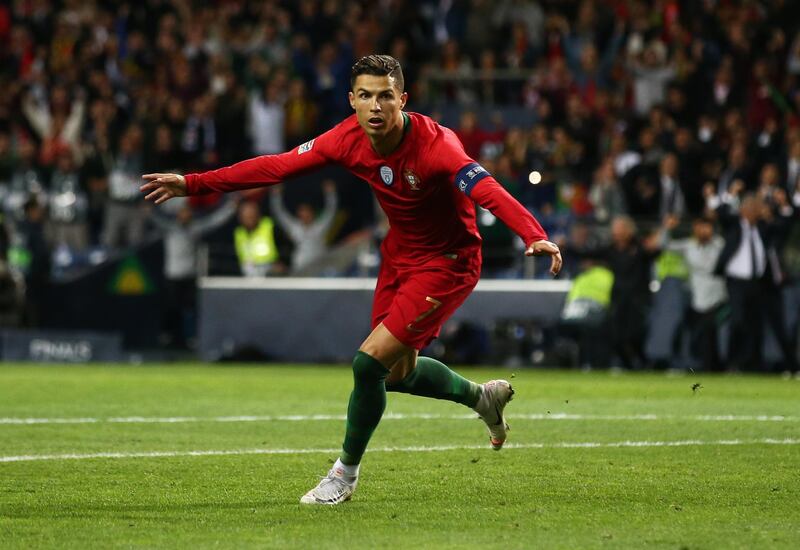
[1,0,798,372]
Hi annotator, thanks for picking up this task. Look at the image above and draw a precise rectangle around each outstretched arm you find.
[469,174,562,275]
[141,131,334,204]
[184,146,330,194]
[438,128,562,275]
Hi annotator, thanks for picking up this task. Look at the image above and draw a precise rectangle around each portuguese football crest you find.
[403,168,421,191]
[380,166,394,186]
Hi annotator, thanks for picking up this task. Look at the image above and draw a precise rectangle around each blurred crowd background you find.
[1,0,799,370]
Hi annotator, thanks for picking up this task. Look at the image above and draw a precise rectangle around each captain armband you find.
[454,162,491,196]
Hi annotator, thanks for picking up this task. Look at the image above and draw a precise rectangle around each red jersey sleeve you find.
[183,128,337,195]
[434,127,548,246]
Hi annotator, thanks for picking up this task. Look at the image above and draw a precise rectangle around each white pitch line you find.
[1,438,798,464]
[0,412,798,425]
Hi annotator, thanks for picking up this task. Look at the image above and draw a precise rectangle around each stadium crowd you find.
[0,0,798,369]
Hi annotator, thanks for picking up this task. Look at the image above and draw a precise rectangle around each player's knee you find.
[352,351,390,383]
[385,355,415,385]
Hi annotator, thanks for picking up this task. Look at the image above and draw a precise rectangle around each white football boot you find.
[473,380,514,450]
[300,467,358,505]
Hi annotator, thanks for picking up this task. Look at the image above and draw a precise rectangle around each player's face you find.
[349,74,407,140]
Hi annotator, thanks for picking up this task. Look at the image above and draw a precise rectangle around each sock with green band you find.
[340,351,390,466]
[385,356,481,408]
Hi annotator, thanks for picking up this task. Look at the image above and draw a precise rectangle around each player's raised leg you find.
[385,356,515,450]
[385,355,480,406]
[378,263,516,450]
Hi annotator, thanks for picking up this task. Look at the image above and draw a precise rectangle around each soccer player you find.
[141,55,562,505]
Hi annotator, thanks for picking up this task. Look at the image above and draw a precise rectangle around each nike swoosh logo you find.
[493,403,504,426]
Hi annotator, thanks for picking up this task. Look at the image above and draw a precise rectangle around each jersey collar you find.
[401,111,411,136]
[371,111,413,159]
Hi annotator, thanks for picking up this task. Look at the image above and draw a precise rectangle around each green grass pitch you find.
[0,364,798,549]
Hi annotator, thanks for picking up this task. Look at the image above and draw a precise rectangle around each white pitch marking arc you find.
[0,438,798,463]
[0,413,797,425]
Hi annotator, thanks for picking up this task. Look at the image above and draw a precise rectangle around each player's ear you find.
[400,91,408,110]
[348,91,355,110]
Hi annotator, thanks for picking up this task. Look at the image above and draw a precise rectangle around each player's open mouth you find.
[367,117,384,128]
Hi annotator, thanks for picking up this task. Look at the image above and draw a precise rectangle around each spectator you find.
[454,111,504,161]
[8,197,50,326]
[609,132,641,179]
[103,126,147,249]
[717,144,751,195]
[437,40,475,105]
[21,85,85,165]
[234,200,279,277]
[214,70,250,166]
[604,215,660,369]
[492,0,545,56]
[48,150,89,251]
[712,191,796,371]
[589,157,626,223]
[284,78,319,146]
[269,181,338,274]
[563,19,625,109]
[559,259,614,368]
[621,163,659,222]
[148,124,184,174]
[747,59,781,131]
[658,153,686,221]
[455,111,486,160]
[312,42,351,126]
[784,139,800,192]
[150,198,238,348]
[661,215,727,371]
[707,63,740,114]
[476,49,506,105]
[627,40,676,116]
[249,80,285,156]
[756,163,786,205]
[5,140,45,223]
[557,220,605,279]
[673,127,704,214]
[81,132,112,247]
[181,94,218,172]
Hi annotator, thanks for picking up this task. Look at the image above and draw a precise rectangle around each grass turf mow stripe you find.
[0,413,797,424]
[1,367,797,548]
[1,438,798,463]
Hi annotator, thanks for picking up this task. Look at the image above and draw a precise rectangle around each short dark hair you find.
[350,55,404,92]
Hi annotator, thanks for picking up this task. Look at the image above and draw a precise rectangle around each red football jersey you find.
[185,112,547,266]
